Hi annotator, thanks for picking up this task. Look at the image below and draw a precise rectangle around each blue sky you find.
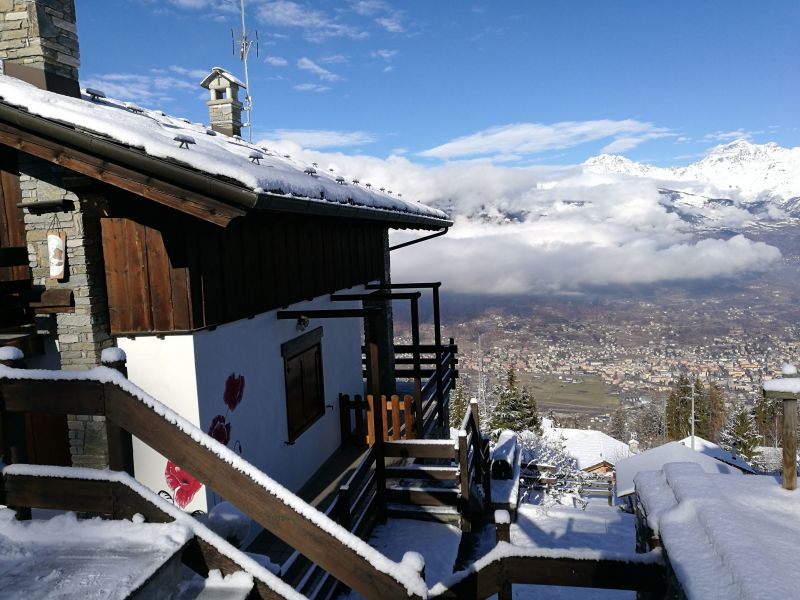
[76,0,799,167]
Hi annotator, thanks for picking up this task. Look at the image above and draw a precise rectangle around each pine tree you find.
[693,378,710,439]
[665,375,693,440]
[609,406,627,441]
[518,386,542,434]
[753,394,783,448]
[489,365,524,432]
[720,403,759,461]
[705,382,727,443]
[449,382,468,430]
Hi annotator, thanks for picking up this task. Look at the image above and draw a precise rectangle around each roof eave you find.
[0,100,452,230]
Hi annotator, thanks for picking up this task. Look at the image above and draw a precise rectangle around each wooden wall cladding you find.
[101,199,386,335]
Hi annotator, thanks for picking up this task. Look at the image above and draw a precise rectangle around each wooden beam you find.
[0,379,106,415]
[384,440,456,459]
[3,473,115,514]
[783,399,797,490]
[0,123,244,227]
[104,387,421,599]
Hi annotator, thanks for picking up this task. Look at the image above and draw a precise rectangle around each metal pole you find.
[691,379,695,450]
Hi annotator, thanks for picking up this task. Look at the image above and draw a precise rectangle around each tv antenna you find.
[232,0,258,141]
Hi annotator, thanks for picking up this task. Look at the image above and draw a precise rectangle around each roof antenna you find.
[232,0,258,142]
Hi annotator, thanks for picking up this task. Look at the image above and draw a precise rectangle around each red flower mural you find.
[164,461,202,508]
[208,414,231,446]
[224,374,245,411]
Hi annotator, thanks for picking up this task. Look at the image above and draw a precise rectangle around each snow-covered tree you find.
[449,382,468,429]
[609,406,627,441]
[488,366,541,433]
[516,430,588,507]
[720,403,759,461]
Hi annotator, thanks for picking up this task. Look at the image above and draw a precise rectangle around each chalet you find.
[0,0,456,517]
[542,420,631,474]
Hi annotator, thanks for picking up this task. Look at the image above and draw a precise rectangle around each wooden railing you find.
[339,393,416,445]
[360,340,458,438]
[0,365,427,600]
[428,509,666,599]
[335,446,378,538]
[458,400,490,531]
[2,465,295,600]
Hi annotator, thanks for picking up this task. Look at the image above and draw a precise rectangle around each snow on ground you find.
[636,462,800,600]
[0,508,191,599]
[361,519,461,587]
[505,504,637,600]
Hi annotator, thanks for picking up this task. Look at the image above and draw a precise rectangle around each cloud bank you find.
[258,136,782,294]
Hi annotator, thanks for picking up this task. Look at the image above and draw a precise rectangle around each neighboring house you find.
[0,0,452,514]
[543,420,631,473]
[677,435,756,474]
[615,441,742,499]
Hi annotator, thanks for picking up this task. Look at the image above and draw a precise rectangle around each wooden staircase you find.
[0,363,429,599]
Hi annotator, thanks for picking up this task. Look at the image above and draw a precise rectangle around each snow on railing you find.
[0,364,428,599]
[1,463,298,599]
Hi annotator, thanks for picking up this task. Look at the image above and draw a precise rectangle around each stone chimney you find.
[0,0,81,97]
[200,67,244,137]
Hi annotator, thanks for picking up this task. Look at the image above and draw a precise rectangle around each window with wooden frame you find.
[282,327,325,442]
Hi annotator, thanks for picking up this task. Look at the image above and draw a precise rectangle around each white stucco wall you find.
[192,288,366,498]
[117,335,207,513]
[116,287,367,516]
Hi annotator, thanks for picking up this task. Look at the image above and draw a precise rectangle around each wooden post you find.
[608,479,614,506]
[390,394,401,440]
[495,510,512,600]
[783,398,797,491]
[366,394,376,446]
[101,349,134,476]
[0,347,31,519]
[470,398,481,434]
[432,284,444,430]
[355,394,365,446]
[337,483,351,530]
[369,341,387,522]
[458,430,471,533]
[410,297,424,438]
[403,394,415,440]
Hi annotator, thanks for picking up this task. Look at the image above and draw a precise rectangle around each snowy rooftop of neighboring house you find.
[616,441,742,497]
[678,435,756,473]
[542,421,630,471]
[0,75,449,225]
[635,462,799,599]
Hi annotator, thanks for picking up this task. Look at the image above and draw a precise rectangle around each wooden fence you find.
[361,340,458,438]
[2,466,293,599]
[339,393,416,445]
[430,510,666,599]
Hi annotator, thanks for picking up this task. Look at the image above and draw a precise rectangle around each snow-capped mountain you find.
[584,139,800,205]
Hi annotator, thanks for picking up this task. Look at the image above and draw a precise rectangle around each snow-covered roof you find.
[200,66,246,89]
[635,462,800,599]
[616,441,741,497]
[678,435,756,473]
[543,425,630,471]
[0,75,450,228]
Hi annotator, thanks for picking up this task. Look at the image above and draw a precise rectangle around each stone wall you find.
[19,157,113,469]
